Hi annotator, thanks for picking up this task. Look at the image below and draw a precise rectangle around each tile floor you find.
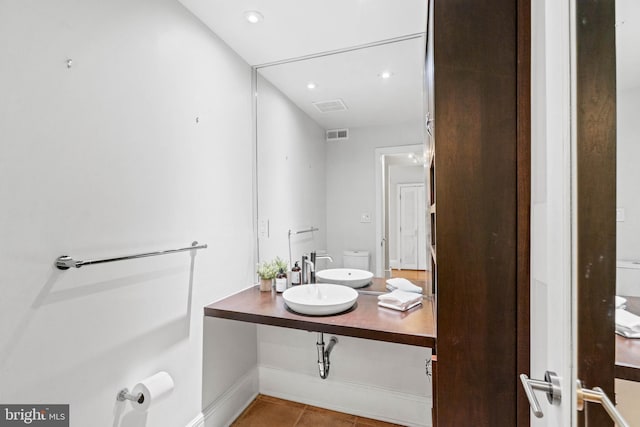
[231,395,404,427]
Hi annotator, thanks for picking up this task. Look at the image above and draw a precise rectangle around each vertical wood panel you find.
[431,355,438,426]
[434,0,519,425]
[516,0,531,425]
[576,0,617,425]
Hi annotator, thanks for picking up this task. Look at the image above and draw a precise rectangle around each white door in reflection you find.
[398,183,426,271]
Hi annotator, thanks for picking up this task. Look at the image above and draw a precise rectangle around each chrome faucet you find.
[309,251,333,284]
[301,254,315,284]
[312,251,334,264]
[301,252,333,284]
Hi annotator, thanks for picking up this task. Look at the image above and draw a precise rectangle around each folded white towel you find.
[385,277,423,294]
[616,296,627,309]
[616,308,640,333]
[378,290,423,311]
[616,329,640,339]
[378,300,422,312]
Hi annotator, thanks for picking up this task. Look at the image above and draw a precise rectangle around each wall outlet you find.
[617,208,625,222]
[360,213,371,223]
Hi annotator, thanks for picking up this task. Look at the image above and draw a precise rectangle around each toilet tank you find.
[617,260,640,297]
[343,250,370,270]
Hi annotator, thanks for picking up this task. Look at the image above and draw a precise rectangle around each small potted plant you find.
[273,257,288,274]
[256,260,277,292]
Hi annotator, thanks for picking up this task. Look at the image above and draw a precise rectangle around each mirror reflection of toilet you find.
[343,250,370,270]
[617,260,640,297]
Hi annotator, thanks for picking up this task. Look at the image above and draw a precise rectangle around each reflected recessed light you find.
[307,82,317,90]
[379,71,393,79]
[244,10,264,24]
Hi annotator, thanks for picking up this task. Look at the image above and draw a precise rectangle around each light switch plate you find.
[617,208,625,222]
[259,219,270,237]
[360,213,371,223]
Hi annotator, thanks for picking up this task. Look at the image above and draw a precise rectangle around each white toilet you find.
[617,260,640,297]
[343,250,370,271]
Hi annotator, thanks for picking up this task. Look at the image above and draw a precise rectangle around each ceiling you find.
[177,0,428,130]
[257,36,426,129]
[177,0,427,65]
[176,1,639,128]
[386,152,426,167]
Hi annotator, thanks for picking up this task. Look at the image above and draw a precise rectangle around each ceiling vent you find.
[313,99,348,113]
[326,128,349,141]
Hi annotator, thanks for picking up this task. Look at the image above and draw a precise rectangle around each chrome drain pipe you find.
[316,332,338,379]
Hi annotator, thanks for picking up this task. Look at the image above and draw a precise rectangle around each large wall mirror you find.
[616,0,640,298]
[255,34,430,281]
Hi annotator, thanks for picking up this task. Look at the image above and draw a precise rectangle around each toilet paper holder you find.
[116,371,174,411]
[117,388,144,404]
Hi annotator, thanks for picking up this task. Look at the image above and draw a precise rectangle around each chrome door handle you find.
[519,371,561,418]
[577,381,629,427]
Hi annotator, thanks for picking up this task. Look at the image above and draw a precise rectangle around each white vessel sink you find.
[282,283,358,316]
[315,268,374,288]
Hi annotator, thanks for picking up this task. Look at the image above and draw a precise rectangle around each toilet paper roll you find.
[130,371,174,411]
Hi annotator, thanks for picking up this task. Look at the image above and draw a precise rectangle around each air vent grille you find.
[326,128,349,141]
[313,99,348,113]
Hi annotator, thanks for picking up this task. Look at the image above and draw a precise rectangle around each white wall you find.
[256,75,327,268]
[617,86,640,260]
[0,1,257,426]
[326,121,423,272]
[257,326,432,427]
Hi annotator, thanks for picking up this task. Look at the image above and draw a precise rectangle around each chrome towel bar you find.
[288,227,319,237]
[287,227,319,266]
[55,241,207,270]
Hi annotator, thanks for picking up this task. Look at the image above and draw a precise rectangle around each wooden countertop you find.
[616,296,640,382]
[204,278,436,348]
[204,284,640,373]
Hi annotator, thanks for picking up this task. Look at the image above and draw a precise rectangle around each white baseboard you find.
[258,365,431,427]
[185,367,258,427]
[389,259,400,269]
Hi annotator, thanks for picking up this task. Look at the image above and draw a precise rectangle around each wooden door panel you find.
[576,0,617,425]
[433,0,519,424]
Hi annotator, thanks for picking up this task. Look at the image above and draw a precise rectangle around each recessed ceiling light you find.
[379,71,393,79]
[244,10,264,24]
[307,82,317,90]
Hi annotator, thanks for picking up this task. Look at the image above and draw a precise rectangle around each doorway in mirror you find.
[389,269,429,281]
[375,144,431,280]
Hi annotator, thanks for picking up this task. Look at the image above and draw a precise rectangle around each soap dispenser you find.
[291,261,302,286]
[275,268,287,293]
